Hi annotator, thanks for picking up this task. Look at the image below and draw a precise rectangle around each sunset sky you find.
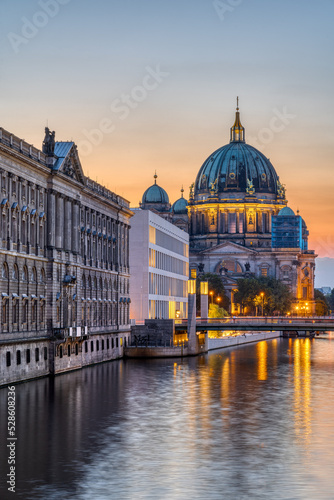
[1,0,333,271]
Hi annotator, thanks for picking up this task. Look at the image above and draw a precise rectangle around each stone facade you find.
[0,126,132,386]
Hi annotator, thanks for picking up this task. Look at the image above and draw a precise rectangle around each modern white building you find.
[130,209,189,321]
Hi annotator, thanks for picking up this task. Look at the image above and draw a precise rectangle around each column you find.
[187,279,197,354]
[55,195,64,249]
[47,189,56,247]
[72,201,80,253]
[200,281,209,319]
[64,197,72,251]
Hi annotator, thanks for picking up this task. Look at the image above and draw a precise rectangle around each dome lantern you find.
[230,96,245,143]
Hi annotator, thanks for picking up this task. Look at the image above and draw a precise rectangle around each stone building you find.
[0,126,132,385]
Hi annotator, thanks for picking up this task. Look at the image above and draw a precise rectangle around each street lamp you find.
[217,296,221,306]
[260,292,264,316]
[295,306,299,317]
[209,291,214,304]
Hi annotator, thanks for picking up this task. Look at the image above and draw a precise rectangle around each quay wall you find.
[0,330,130,386]
[208,331,281,351]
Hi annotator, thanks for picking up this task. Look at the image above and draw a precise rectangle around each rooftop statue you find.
[42,127,55,156]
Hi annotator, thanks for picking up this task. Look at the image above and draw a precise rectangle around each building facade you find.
[0,126,132,385]
[129,209,189,321]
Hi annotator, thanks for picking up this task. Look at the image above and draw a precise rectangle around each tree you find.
[208,303,229,318]
[328,289,334,312]
[314,290,330,316]
[196,273,230,313]
[234,276,293,315]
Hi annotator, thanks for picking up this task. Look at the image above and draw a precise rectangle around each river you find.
[1,334,334,500]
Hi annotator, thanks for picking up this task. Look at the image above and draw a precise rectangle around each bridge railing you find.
[176,316,334,326]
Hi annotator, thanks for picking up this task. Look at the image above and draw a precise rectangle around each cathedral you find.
[139,103,316,314]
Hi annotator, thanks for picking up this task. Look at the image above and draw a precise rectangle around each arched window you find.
[88,276,91,289]
[99,277,103,290]
[12,264,18,280]
[40,268,45,283]
[31,267,37,283]
[22,266,28,281]
[93,276,97,290]
[2,262,8,279]
[82,275,86,289]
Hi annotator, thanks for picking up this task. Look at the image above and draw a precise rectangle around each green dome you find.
[172,197,187,214]
[278,207,295,216]
[142,174,169,205]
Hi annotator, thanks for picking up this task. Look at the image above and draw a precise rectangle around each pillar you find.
[200,281,209,319]
[187,279,197,354]
[55,195,64,249]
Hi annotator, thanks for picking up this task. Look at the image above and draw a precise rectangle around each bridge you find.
[175,316,334,333]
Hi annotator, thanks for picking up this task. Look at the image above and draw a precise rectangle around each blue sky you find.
[1,0,334,272]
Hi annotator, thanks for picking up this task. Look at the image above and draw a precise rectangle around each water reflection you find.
[1,336,334,500]
[293,338,312,448]
[257,341,268,381]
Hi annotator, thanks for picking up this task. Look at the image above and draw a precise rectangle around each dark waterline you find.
[1,334,334,500]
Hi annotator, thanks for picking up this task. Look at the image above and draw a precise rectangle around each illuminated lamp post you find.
[209,291,214,305]
[295,306,299,317]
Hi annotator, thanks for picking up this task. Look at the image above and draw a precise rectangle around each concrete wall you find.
[130,319,174,346]
[0,339,50,386]
[208,331,281,350]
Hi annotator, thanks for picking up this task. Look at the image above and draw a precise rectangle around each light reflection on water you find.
[1,334,334,500]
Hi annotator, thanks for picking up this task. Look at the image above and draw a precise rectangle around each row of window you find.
[1,262,130,293]
[2,300,45,327]
[57,336,126,358]
[1,262,45,282]
[6,347,47,367]
[149,273,187,298]
[149,248,188,276]
[191,211,272,234]
[82,274,129,293]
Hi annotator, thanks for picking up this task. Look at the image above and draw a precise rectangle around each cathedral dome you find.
[194,103,281,201]
[171,188,188,214]
[142,173,169,205]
